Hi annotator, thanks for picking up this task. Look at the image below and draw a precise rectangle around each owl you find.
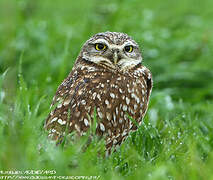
[45,31,152,154]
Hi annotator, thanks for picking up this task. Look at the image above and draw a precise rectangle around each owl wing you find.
[141,65,152,103]
[44,69,85,139]
[133,64,153,114]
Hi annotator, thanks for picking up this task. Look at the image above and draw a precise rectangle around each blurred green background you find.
[0,0,213,179]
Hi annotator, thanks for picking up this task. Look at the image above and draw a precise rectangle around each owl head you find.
[79,32,142,70]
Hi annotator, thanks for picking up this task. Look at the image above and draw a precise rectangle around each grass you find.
[0,0,213,179]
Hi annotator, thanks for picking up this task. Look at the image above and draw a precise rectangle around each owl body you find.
[45,32,152,152]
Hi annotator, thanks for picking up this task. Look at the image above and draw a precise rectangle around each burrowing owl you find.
[45,31,152,154]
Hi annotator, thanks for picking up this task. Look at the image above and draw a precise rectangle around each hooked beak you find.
[113,51,118,65]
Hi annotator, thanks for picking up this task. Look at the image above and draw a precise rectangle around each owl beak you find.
[113,51,118,65]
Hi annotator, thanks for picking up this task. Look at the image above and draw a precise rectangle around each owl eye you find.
[95,43,106,51]
[124,45,133,53]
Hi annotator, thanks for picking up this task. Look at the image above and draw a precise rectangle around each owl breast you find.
[45,63,152,152]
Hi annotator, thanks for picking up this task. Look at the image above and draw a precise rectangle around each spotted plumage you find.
[45,31,153,154]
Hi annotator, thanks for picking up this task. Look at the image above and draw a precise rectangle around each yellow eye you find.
[124,45,133,53]
[95,43,106,51]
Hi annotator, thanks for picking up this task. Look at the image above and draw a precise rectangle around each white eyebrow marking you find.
[93,39,136,50]
[123,40,136,46]
[93,39,110,46]
[110,44,123,50]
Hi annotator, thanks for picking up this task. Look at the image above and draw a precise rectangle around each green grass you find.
[0,0,213,179]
